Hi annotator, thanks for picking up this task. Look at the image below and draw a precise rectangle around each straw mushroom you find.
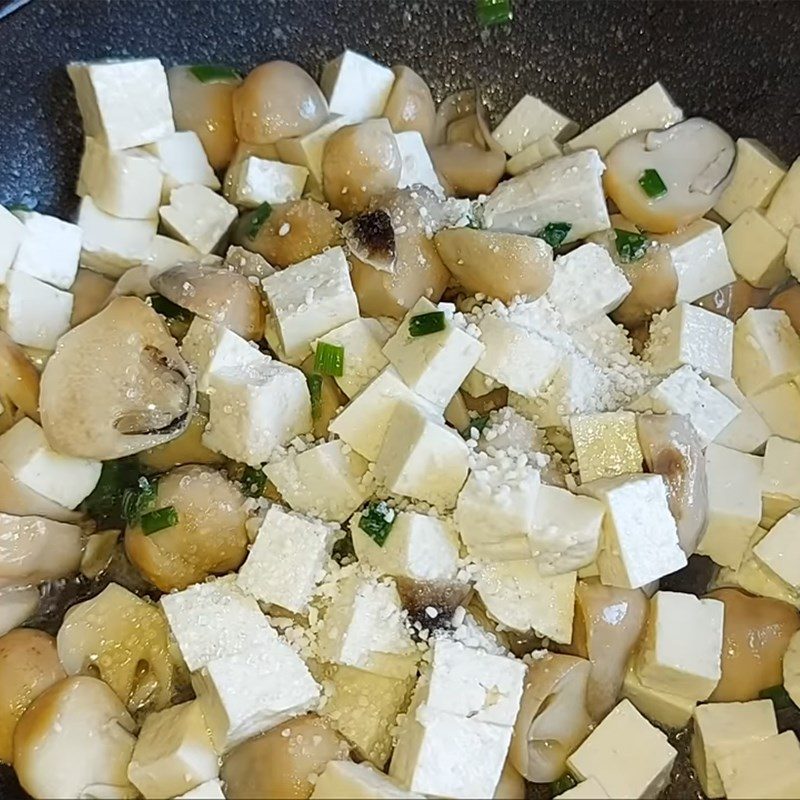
[430,142,506,197]
[70,268,114,327]
[138,412,224,472]
[768,284,800,334]
[697,279,771,323]
[0,587,39,638]
[0,332,40,436]
[343,209,396,273]
[383,65,436,143]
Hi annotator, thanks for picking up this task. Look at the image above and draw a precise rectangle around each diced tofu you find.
[320,50,395,122]
[11,211,81,289]
[546,243,631,326]
[761,436,800,527]
[476,406,546,458]
[0,271,73,350]
[712,378,772,453]
[554,777,610,799]
[579,474,686,590]
[0,418,100,509]
[77,136,163,219]
[566,699,677,799]
[174,780,226,800]
[312,761,422,799]
[67,58,175,150]
[351,510,459,582]
[475,559,576,642]
[765,157,800,235]
[395,131,444,196]
[725,208,788,288]
[145,131,220,200]
[224,156,308,208]
[717,731,800,800]
[564,81,682,157]
[621,660,696,730]
[492,95,578,155]
[570,410,643,483]
[506,135,562,176]
[691,700,779,798]
[318,318,389,398]
[714,138,787,223]
[127,701,218,799]
[751,379,800,441]
[0,206,25,283]
[787,228,800,281]
[733,308,800,396]
[203,358,311,466]
[263,247,359,362]
[753,509,800,589]
[275,115,353,185]
[159,185,237,255]
[654,219,735,303]
[265,440,371,523]
[483,150,610,242]
[237,505,335,613]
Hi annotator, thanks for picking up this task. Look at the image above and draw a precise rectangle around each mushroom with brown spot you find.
[343,209,396,273]
[383,65,436,143]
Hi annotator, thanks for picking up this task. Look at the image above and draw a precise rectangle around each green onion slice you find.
[460,414,490,439]
[550,773,578,796]
[307,374,323,419]
[141,506,179,535]
[614,228,649,262]
[759,685,795,710]
[82,457,141,527]
[7,202,35,213]
[241,465,267,498]
[358,501,397,546]
[476,0,513,27]
[314,342,345,377]
[246,202,273,240]
[535,222,571,249]
[121,476,157,524]
[409,311,446,337]
[638,168,668,199]
[189,64,242,84]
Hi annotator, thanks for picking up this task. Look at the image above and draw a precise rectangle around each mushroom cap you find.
[70,268,114,327]
[343,210,397,273]
[430,142,506,198]
[39,296,196,460]
[0,587,40,639]
[384,65,436,144]
[0,332,40,435]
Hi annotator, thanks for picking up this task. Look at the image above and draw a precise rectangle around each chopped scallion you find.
[409,311,446,337]
[241,465,267,498]
[189,64,242,84]
[639,168,668,199]
[358,501,396,546]
[246,202,272,240]
[314,342,345,377]
[82,457,143,527]
[535,222,571,249]
[140,506,179,535]
[614,228,649,262]
[461,414,490,439]
[550,772,578,796]
[121,476,157,524]
[476,0,513,27]
[759,685,795,710]
[307,374,323,419]
[7,202,35,212]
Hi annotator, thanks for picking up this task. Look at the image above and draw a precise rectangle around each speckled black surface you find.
[0,1,799,797]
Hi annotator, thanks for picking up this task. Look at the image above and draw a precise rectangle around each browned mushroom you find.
[430,142,506,198]
[697,279,771,323]
[0,332,40,436]
[383,65,436,144]
[69,268,114,327]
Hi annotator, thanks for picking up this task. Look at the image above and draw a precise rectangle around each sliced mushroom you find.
[384,65,436,144]
[0,629,65,764]
[343,210,396,272]
[124,465,249,592]
[430,142,506,198]
[605,118,736,233]
[222,714,350,799]
[151,263,265,341]
[39,297,195,460]
[13,675,137,799]
[138,411,224,472]
[446,114,483,146]
[768,284,800,334]
[494,760,526,799]
[706,588,800,702]
[322,119,402,217]
[0,587,39,638]
[432,90,478,146]
[233,61,328,145]
[0,332,40,435]
[509,653,592,782]
[70,268,114,327]
[637,414,708,556]
[299,355,348,439]
[79,529,120,580]
[697,279,771,323]
[0,463,81,524]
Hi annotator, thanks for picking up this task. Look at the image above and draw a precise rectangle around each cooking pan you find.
[0,1,799,797]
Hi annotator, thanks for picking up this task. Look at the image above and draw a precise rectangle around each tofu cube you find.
[0,206,25,283]
[751,379,800,441]
[320,50,395,122]
[716,731,800,800]
[382,298,483,408]
[0,271,73,350]
[224,156,308,208]
[635,591,724,701]
[265,440,371,523]
[312,761,422,799]
[0,418,100,509]
[11,211,81,289]
[351,510,460,582]
[475,559,576,642]
[395,131,444,196]
[275,115,353,185]
[787,227,800,281]
[655,219,735,303]
[714,138,787,223]
[174,779,226,800]
[753,509,800,589]
[476,405,546,458]
[159,185,237,255]
[492,95,578,156]
[263,246,359,362]
[726,208,789,289]
[691,700,778,798]
[563,81,683,157]
[237,505,335,613]
[67,58,175,151]
[570,410,643,483]
[733,308,800,396]
[621,660,696,730]
[566,699,677,799]
[761,436,800,527]
[554,777,610,799]
[145,131,220,199]
[127,701,218,799]
[712,378,772,454]
[506,135,562,176]
[579,474,687,589]
[203,359,312,466]
[77,136,163,219]
[766,157,800,235]
[696,444,762,568]
[318,318,389,398]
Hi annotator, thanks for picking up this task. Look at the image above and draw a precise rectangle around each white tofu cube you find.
[192,638,320,753]
[506,135,562,176]
[320,50,395,122]
[0,206,25,283]
[127,700,218,800]
[766,157,800,235]
[12,211,81,289]
[725,208,788,288]
[621,660,696,730]
[275,115,353,185]
[751,379,800,441]
[0,271,73,350]
[0,418,100,509]
[690,699,778,798]
[554,777,610,799]
[714,138,787,223]
[237,505,335,613]
[646,303,734,380]
[203,359,312,466]
[263,246,359,362]
[761,436,800,527]
[265,440,371,523]
[787,227,800,282]
[717,731,800,800]
[563,81,683,157]
[77,136,163,219]
[733,308,800,396]
[351,510,459,582]
[483,150,610,242]
[145,131,220,200]
[224,156,308,208]
[175,780,226,800]
[712,378,772,453]
[492,95,578,156]
[476,406,546,458]
[570,411,643,483]
[67,58,175,151]
[475,559,576,642]
[579,474,687,590]
[566,699,677,799]
[317,318,389,398]
[753,509,800,589]
[654,219,735,303]
[160,185,237,255]
[312,761,422,800]
[375,401,469,508]
[697,444,762,568]
[395,131,444,196]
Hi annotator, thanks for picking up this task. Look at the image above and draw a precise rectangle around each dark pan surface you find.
[0,1,799,798]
